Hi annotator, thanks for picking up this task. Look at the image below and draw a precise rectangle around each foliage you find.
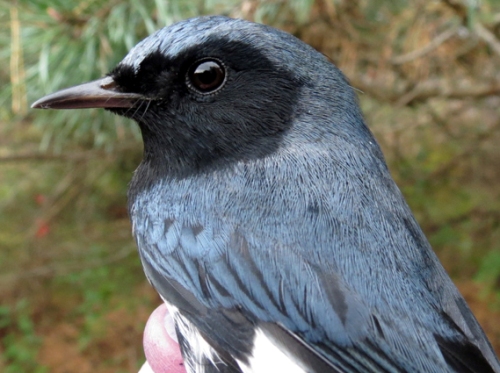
[0,300,47,373]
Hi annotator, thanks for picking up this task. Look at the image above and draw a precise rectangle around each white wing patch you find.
[237,328,306,373]
[164,299,305,373]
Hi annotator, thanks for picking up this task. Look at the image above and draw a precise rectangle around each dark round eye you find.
[188,59,226,93]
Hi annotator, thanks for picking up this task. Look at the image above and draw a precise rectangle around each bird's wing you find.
[137,219,499,373]
[141,247,341,373]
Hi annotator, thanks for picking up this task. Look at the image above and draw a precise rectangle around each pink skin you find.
[140,304,186,373]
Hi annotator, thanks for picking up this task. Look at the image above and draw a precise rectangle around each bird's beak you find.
[31,76,146,110]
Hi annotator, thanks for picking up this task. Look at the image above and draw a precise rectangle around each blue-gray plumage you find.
[32,16,500,373]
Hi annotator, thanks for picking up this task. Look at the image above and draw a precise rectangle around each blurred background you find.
[1,0,500,372]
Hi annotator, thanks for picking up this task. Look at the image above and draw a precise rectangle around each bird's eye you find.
[187,59,226,94]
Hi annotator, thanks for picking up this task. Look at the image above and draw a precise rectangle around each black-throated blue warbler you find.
[32,16,500,373]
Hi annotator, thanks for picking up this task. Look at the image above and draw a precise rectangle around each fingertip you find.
[143,304,186,373]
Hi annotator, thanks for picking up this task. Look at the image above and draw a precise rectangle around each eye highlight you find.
[187,59,226,94]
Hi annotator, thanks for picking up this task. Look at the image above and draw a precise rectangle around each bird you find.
[32,16,500,373]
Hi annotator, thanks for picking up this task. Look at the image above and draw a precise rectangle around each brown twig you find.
[443,0,500,57]
[351,75,500,105]
[0,246,135,285]
[391,25,460,65]
[0,153,94,162]
[10,5,27,115]
[474,22,500,57]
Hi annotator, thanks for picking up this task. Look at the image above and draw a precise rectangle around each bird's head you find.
[33,16,364,177]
